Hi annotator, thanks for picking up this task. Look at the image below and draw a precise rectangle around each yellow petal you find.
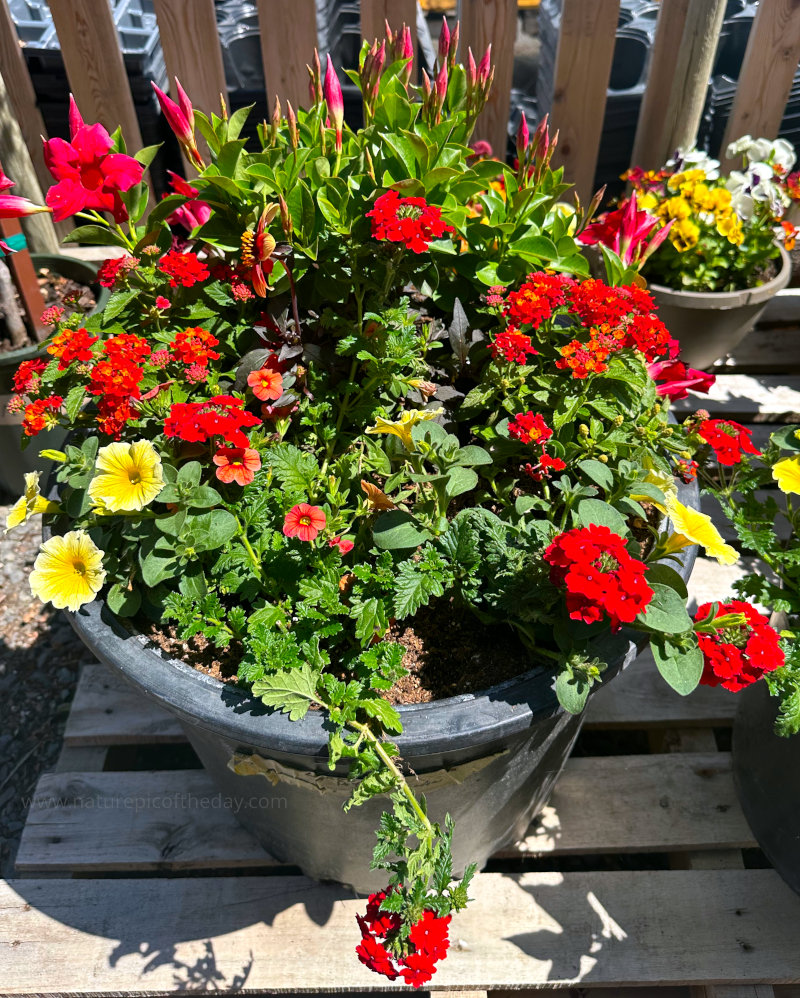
[4,471,58,532]
[772,456,800,495]
[88,439,164,512]
[664,495,738,566]
[29,530,106,612]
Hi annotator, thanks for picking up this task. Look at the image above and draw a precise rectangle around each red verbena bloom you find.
[524,452,567,481]
[170,327,220,367]
[12,358,48,394]
[40,305,65,326]
[544,524,653,631]
[96,255,138,288]
[649,359,715,400]
[556,335,611,379]
[509,411,553,446]
[504,271,571,329]
[164,395,261,448]
[491,329,537,364]
[697,418,760,466]
[329,535,354,554]
[695,600,784,692]
[103,332,151,364]
[367,189,454,253]
[212,446,261,486]
[47,327,99,370]
[247,356,283,401]
[157,250,210,288]
[155,296,171,310]
[22,395,63,436]
[42,96,143,222]
[283,503,326,542]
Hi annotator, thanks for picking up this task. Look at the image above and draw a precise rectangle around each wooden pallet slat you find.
[257,0,319,112]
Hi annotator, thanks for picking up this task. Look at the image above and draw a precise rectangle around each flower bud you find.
[438,18,450,64]
[278,194,292,236]
[448,21,460,71]
[270,95,281,145]
[324,53,344,152]
[516,112,529,160]
[286,100,298,150]
[152,77,203,168]
[478,44,492,85]
[579,424,589,437]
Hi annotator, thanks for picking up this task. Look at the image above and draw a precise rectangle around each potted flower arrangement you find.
[581,138,799,369]
[3,27,796,986]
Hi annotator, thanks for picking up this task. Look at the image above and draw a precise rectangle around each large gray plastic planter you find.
[649,247,791,370]
[64,478,698,894]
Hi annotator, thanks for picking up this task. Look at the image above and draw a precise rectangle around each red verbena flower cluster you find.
[157,250,210,288]
[47,327,99,370]
[503,271,570,329]
[96,255,138,288]
[490,330,537,364]
[544,524,653,631]
[697,418,761,466]
[355,889,451,988]
[164,395,261,448]
[12,358,47,394]
[366,190,454,253]
[22,394,63,436]
[695,600,784,692]
[170,326,220,367]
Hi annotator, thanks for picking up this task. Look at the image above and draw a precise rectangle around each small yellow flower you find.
[636,191,658,212]
[366,409,443,451]
[662,495,738,565]
[88,440,164,512]
[716,211,743,245]
[772,456,800,494]
[659,196,692,221]
[5,471,60,532]
[29,530,106,612]
[670,218,700,252]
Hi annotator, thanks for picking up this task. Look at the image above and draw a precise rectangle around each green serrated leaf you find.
[252,663,321,721]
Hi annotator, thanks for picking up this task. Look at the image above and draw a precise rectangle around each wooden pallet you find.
[5,353,800,993]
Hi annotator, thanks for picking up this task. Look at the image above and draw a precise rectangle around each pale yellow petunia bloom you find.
[662,495,738,566]
[5,471,60,532]
[772,456,800,495]
[365,409,444,451]
[29,530,106,612]
[88,439,165,513]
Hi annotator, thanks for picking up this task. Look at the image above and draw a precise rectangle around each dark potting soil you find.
[141,597,536,704]
[0,268,96,354]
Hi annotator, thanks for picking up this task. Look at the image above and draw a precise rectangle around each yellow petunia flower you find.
[366,409,443,451]
[661,495,738,565]
[5,471,60,532]
[29,530,106,612]
[88,440,165,513]
[772,456,800,495]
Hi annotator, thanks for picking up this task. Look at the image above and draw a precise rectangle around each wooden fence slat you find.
[361,0,418,51]
[47,0,143,152]
[153,0,228,168]
[720,0,800,171]
[630,0,691,170]
[459,0,518,161]
[548,0,620,202]
[0,215,48,340]
[256,0,318,111]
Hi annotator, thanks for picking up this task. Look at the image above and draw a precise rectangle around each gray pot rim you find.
[62,475,699,761]
[648,245,791,309]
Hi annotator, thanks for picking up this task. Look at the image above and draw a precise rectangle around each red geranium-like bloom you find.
[329,535,354,554]
[212,446,261,486]
[545,524,653,631]
[155,295,171,310]
[509,411,553,446]
[695,600,784,692]
[247,356,284,401]
[88,359,144,399]
[567,279,655,326]
[491,329,537,365]
[504,271,571,329]
[43,97,143,222]
[164,395,261,448]
[622,312,673,361]
[103,332,151,364]
[556,334,612,379]
[47,327,99,370]
[367,189,454,253]
[12,358,48,394]
[96,255,138,288]
[157,250,210,288]
[170,327,220,367]
[22,395,63,436]
[524,452,567,481]
[697,418,760,466]
[283,503,326,542]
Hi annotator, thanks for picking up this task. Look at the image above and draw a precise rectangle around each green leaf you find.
[103,289,138,323]
[62,225,128,248]
[638,583,693,634]
[139,547,177,587]
[645,563,688,601]
[445,466,478,498]
[578,459,613,491]
[252,663,321,721]
[372,510,429,550]
[191,509,239,552]
[512,233,558,262]
[106,583,141,617]
[344,768,397,811]
[650,636,703,695]
[454,444,492,466]
[64,384,86,423]
[360,697,402,734]
[577,499,628,535]
[226,104,254,142]
[555,668,591,714]
[268,444,318,494]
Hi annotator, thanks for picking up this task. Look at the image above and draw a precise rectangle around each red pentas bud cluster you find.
[696,418,760,466]
[544,524,653,631]
[355,889,451,988]
[367,190,454,254]
[695,601,784,692]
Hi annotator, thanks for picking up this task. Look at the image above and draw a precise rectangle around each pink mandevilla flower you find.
[578,197,674,269]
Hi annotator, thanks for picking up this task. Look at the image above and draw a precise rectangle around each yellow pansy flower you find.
[772,456,800,495]
[5,471,60,532]
[636,191,658,212]
[662,495,738,565]
[88,440,165,513]
[670,218,700,252]
[366,409,443,451]
[659,196,692,221]
[716,212,743,245]
[29,530,106,612]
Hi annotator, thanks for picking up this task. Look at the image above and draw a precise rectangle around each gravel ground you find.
[0,500,87,878]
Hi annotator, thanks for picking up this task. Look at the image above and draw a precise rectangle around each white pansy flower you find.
[666,147,720,178]
[726,135,754,159]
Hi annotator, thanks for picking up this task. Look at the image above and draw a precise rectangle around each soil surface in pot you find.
[140,597,534,704]
[0,266,96,353]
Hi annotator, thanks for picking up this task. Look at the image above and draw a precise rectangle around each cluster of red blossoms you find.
[367,190,454,254]
[355,889,451,988]
[696,418,761,466]
[544,524,653,631]
[96,255,139,288]
[508,411,566,481]
[695,601,784,692]
[170,326,220,367]
[157,250,210,288]
[164,395,261,448]
[21,395,63,436]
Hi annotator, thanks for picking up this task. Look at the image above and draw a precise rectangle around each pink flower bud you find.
[467,47,477,88]
[421,69,432,101]
[0,194,52,219]
[286,100,298,150]
[174,77,194,132]
[438,19,450,63]
[152,78,202,167]
[68,94,84,141]
[324,53,344,149]
[448,22,460,70]
[400,25,413,85]
[435,61,448,108]
[516,112,529,159]
[478,44,492,84]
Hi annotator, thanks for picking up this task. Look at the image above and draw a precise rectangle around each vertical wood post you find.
[630,0,691,170]
[720,0,800,171]
[153,0,228,167]
[0,215,48,342]
[459,0,518,160]
[548,0,620,202]
[654,0,726,164]
[257,0,319,111]
[361,0,417,51]
[47,0,143,152]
